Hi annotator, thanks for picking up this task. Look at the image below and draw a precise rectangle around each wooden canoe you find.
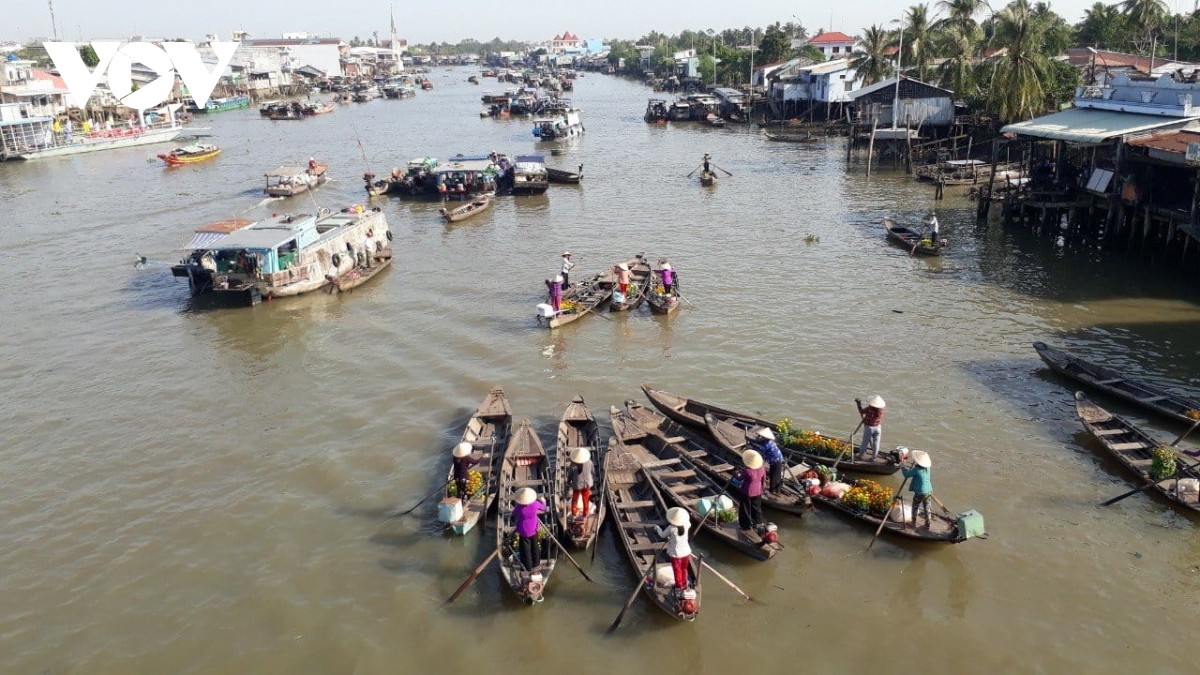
[496,419,559,603]
[609,406,782,561]
[883,217,944,256]
[646,284,681,315]
[699,171,717,187]
[441,193,493,223]
[607,255,653,312]
[323,249,393,294]
[641,385,901,475]
[546,166,583,183]
[707,414,968,542]
[441,387,512,535]
[545,273,612,329]
[763,132,820,143]
[603,441,701,622]
[625,402,811,517]
[1035,341,1200,426]
[1075,392,1200,515]
[554,396,604,548]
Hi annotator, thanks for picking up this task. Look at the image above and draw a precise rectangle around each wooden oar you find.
[540,522,595,583]
[713,164,734,177]
[607,553,659,633]
[445,548,499,604]
[1100,419,1200,507]
[929,493,952,515]
[685,164,704,178]
[866,476,909,551]
[908,223,931,256]
[835,418,866,473]
[693,555,754,602]
[389,477,452,519]
[592,469,608,564]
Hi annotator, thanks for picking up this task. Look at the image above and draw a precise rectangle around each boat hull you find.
[8,127,183,161]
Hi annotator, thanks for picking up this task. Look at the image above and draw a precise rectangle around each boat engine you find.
[678,588,698,615]
[569,520,586,538]
[762,523,779,544]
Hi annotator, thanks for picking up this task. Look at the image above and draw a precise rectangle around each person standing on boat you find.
[657,260,675,293]
[567,447,594,520]
[735,450,766,532]
[308,157,318,173]
[512,488,547,572]
[545,275,563,314]
[654,507,693,591]
[64,119,73,142]
[750,428,786,494]
[927,212,940,244]
[560,251,574,287]
[702,153,711,175]
[902,450,933,529]
[450,442,481,500]
[855,395,886,459]
[616,262,631,297]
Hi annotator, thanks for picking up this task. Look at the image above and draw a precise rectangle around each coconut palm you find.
[985,0,1056,122]
[1120,0,1168,53]
[902,3,937,81]
[1077,2,1128,48]
[850,24,894,86]
[936,24,981,100]
[937,0,990,33]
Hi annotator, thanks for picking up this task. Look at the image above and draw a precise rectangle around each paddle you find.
[592,468,608,564]
[685,164,704,178]
[930,493,953,516]
[713,164,734,177]
[540,522,595,583]
[1101,419,1200,507]
[866,476,910,551]
[674,290,695,309]
[445,548,499,604]
[835,418,866,473]
[389,477,452,519]
[607,550,661,633]
[693,555,754,602]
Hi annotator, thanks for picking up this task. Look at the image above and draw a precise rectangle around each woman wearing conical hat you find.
[450,442,481,500]
[902,450,934,529]
[855,395,887,459]
[654,507,693,591]
[567,447,594,520]
[734,449,767,532]
[512,488,547,571]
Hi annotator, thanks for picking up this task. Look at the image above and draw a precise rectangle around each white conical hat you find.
[661,262,672,270]
[742,449,763,469]
[554,274,563,283]
[571,447,591,464]
[516,487,537,505]
[618,263,629,271]
[562,251,571,256]
[453,442,472,458]
[912,450,931,468]
[667,507,689,527]
[757,428,775,441]
[867,395,886,409]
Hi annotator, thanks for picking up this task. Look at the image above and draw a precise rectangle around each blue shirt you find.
[751,438,784,465]
[902,465,932,495]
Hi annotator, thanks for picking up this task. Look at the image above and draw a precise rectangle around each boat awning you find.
[181,219,254,249]
[515,155,545,163]
[1000,108,1198,144]
[212,226,299,250]
[265,166,305,177]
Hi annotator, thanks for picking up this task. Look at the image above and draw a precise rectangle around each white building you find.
[238,37,344,77]
[799,31,856,59]
[772,58,862,104]
[0,59,76,116]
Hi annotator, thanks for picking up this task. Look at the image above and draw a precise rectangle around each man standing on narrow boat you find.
[657,259,675,293]
[927,212,940,244]
[856,395,886,459]
[902,451,933,529]
[616,263,631,297]
[560,251,574,287]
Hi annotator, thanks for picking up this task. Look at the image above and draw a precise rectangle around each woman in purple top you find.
[512,488,547,571]
[545,275,563,313]
[657,260,675,293]
[734,450,766,531]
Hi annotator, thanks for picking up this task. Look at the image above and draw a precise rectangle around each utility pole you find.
[47,0,58,40]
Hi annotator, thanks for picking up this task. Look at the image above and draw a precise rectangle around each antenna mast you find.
[48,0,59,40]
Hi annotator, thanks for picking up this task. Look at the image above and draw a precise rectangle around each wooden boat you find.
[883,216,945,256]
[641,385,901,475]
[914,159,1025,186]
[607,255,653,312]
[646,281,681,316]
[1035,342,1200,426]
[603,442,701,621]
[699,171,717,187]
[303,101,336,115]
[1076,392,1200,514]
[158,143,220,166]
[323,250,393,295]
[264,164,328,197]
[554,396,604,548]
[704,114,726,127]
[625,401,811,517]
[546,165,583,184]
[440,193,493,223]
[705,414,968,541]
[496,419,559,603]
[763,132,820,143]
[468,75,480,84]
[609,406,782,561]
[540,270,614,329]
[440,388,513,535]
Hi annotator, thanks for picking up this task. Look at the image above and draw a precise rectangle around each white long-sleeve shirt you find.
[655,524,692,559]
[561,256,575,275]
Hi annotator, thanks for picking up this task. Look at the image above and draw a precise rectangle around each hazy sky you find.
[3,0,1166,45]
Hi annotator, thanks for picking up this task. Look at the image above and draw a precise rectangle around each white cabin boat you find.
[0,102,183,161]
[511,154,549,194]
[532,108,584,140]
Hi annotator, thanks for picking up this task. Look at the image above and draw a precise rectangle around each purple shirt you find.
[512,500,546,537]
[661,269,673,285]
[549,281,562,302]
[737,466,766,497]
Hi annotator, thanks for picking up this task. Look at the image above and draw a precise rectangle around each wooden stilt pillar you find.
[866,119,877,178]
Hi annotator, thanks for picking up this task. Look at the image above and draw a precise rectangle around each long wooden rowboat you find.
[1075,392,1200,514]
[545,273,612,329]
[646,281,681,316]
[441,387,512,535]
[546,165,583,183]
[699,171,717,187]
[1036,341,1200,426]
[441,193,493,223]
[625,402,811,517]
[324,249,393,294]
[610,406,782,561]
[641,385,901,475]
[607,255,653,312]
[496,419,559,603]
[707,414,967,542]
[604,441,701,622]
[883,217,944,256]
[554,396,604,548]
[763,132,820,143]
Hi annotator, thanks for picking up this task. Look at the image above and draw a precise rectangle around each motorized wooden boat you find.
[646,281,681,316]
[606,255,653,312]
[883,216,945,256]
[699,171,717,187]
[641,385,901,475]
[264,164,328,197]
[440,193,493,223]
[609,406,782,561]
[440,388,512,535]
[625,401,810,517]
[323,249,393,295]
[496,419,559,603]
[546,165,583,184]
[603,442,701,622]
[540,273,613,329]
[1035,342,1200,426]
[763,132,820,143]
[1075,392,1200,515]
[158,143,220,166]
[554,396,604,548]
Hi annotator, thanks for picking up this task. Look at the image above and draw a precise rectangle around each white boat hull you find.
[11,127,183,160]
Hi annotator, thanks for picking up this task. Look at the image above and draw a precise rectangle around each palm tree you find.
[936,0,990,32]
[986,0,1055,122]
[936,24,980,100]
[850,24,894,85]
[1077,2,1127,48]
[903,4,936,81]
[1120,0,1168,53]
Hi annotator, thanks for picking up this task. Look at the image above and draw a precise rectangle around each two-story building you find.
[770,57,863,119]
[551,32,582,54]
[0,59,75,116]
[797,31,856,60]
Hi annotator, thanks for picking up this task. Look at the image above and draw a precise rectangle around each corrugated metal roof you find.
[1125,128,1200,153]
[1001,107,1196,143]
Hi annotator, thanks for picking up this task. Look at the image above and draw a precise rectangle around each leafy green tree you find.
[1076,2,1129,48]
[936,0,989,33]
[935,24,980,98]
[850,24,895,85]
[756,25,793,65]
[903,3,936,81]
[1121,0,1169,52]
[698,53,715,83]
[78,44,99,67]
[986,0,1059,122]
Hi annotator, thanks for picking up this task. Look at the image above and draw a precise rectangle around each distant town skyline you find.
[4,0,1151,47]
